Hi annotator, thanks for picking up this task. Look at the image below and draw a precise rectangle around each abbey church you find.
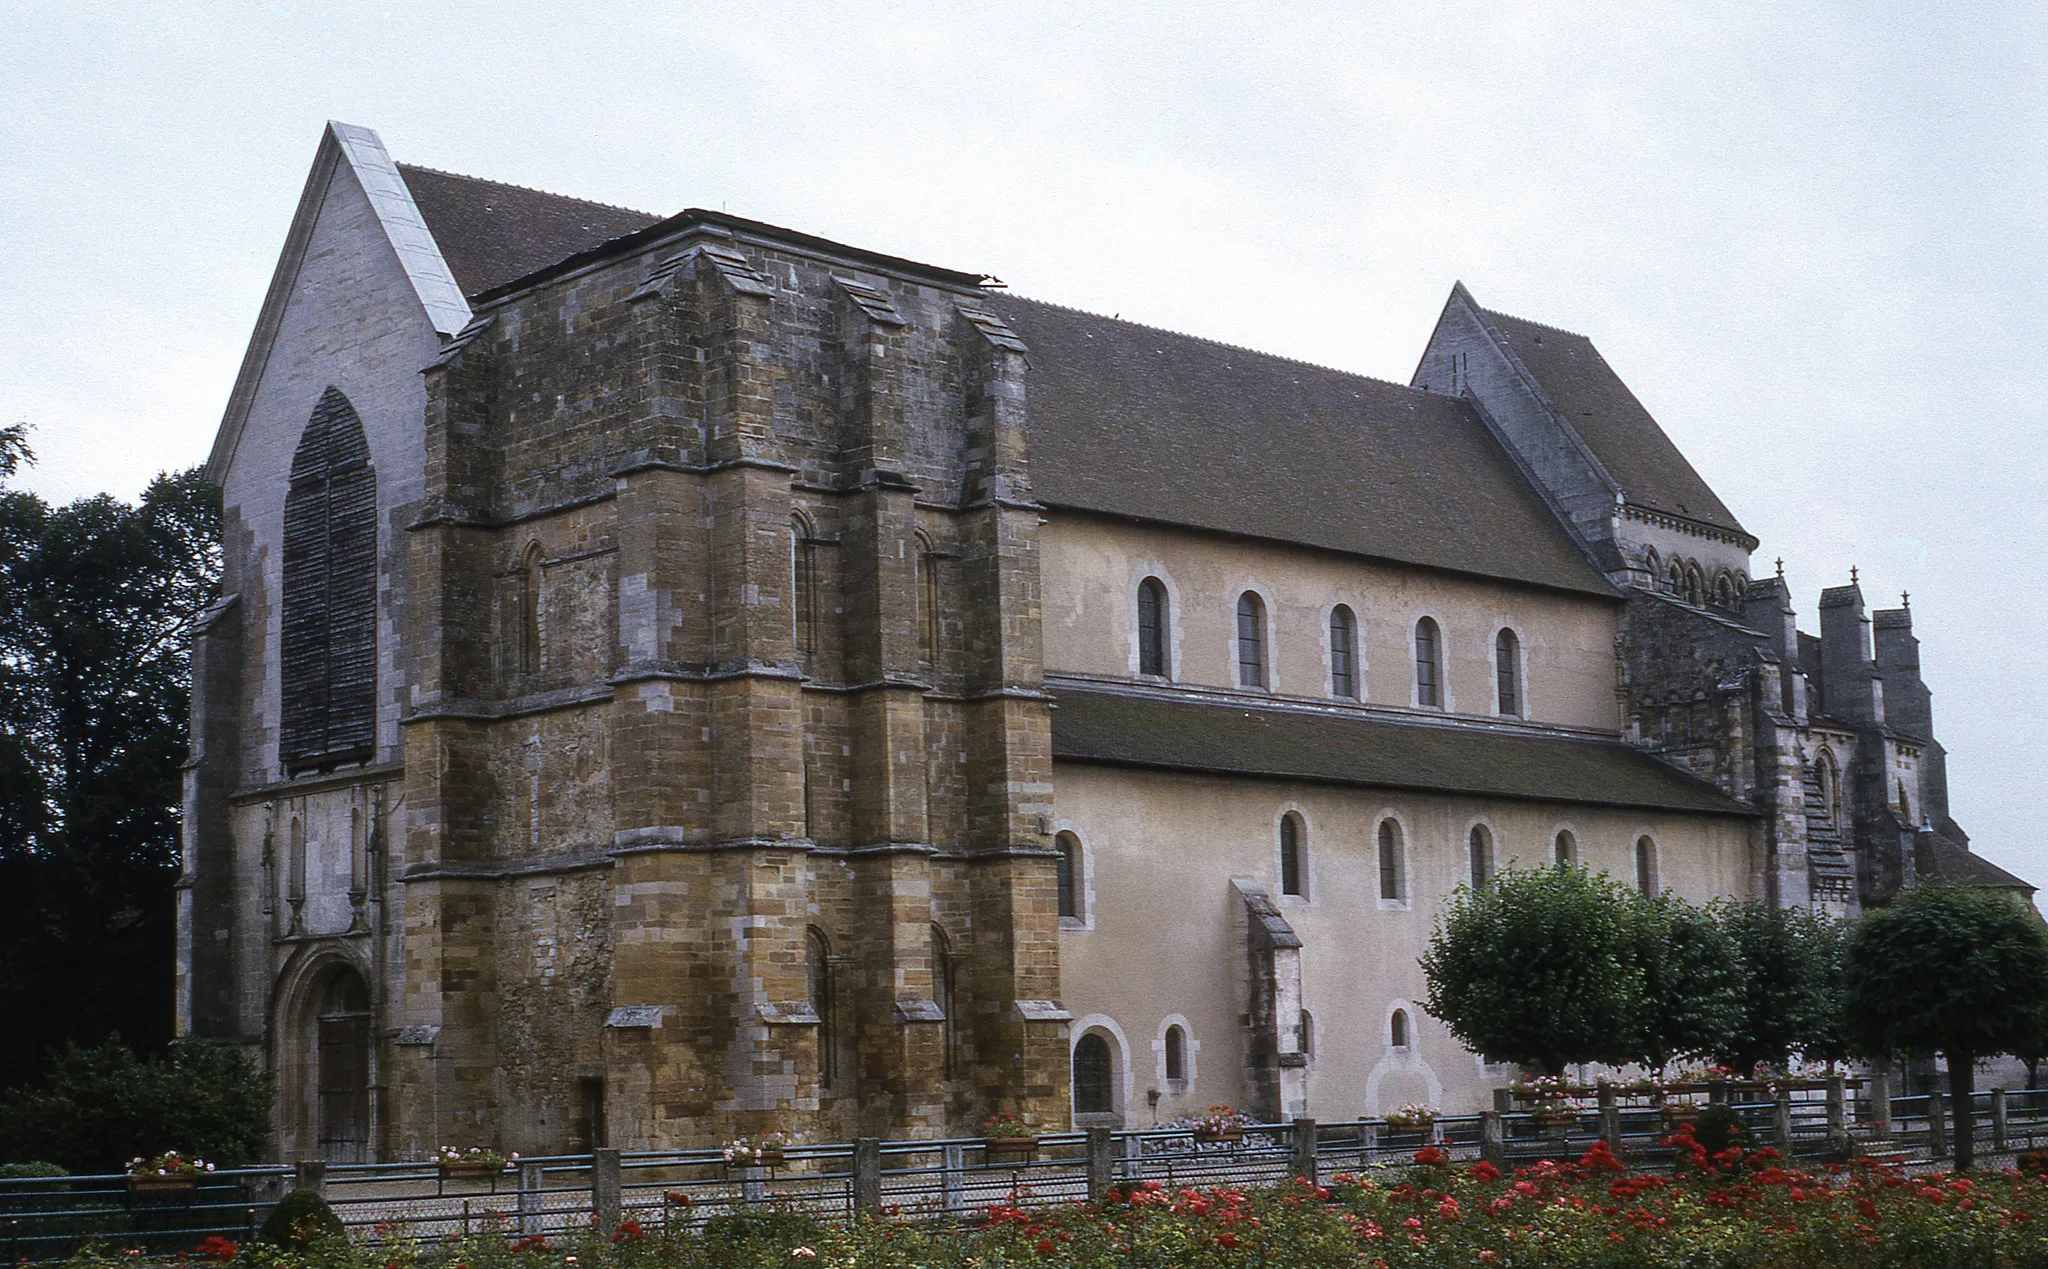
[178,122,2030,1162]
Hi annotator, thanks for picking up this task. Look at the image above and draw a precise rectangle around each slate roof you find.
[1479,308,1747,537]
[397,165,659,297]
[1917,832,2036,893]
[988,297,1616,597]
[1049,687,1751,816]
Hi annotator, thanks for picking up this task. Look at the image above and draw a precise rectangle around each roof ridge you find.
[1479,305,1591,341]
[394,161,659,220]
[999,294,1423,396]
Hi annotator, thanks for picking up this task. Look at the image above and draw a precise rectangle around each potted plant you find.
[1190,1105,1249,1144]
[1383,1103,1437,1136]
[128,1151,213,1194]
[721,1136,786,1169]
[436,1145,515,1179]
[980,1111,1038,1159]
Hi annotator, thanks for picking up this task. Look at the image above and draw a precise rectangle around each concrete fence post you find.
[1086,1128,1115,1201]
[291,1161,326,1198]
[1480,1112,1505,1167]
[1928,1087,1949,1159]
[1994,1089,2011,1154]
[1773,1091,1794,1152]
[592,1148,622,1232]
[852,1139,882,1215]
[1596,1085,1621,1156]
[1870,1066,1893,1137]
[518,1160,544,1235]
[940,1143,965,1215]
[1826,1076,1848,1153]
[1291,1119,1318,1184]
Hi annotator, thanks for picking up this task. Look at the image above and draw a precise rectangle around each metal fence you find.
[6,1084,2046,1262]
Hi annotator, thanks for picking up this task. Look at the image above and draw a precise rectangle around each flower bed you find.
[153,1134,2048,1267]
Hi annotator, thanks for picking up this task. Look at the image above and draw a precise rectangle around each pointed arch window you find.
[1137,577,1169,677]
[1494,627,1522,717]
[792,519,820,665]
[932,924,958,1079]
[1329,605,1358,698]
[916,537,941,669]
[1815,751,1841,827]
[1414,618,1443,708]
[281,386,377,771]
[1073,1032,1113,1116]
[518,543,543,675]
[1236,592,1267,689]
[807,928,839,1090]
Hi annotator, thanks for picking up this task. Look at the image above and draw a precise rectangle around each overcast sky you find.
[3,1,2044,885]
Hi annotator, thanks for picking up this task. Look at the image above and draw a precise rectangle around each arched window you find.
[791,519,819,664]
[932,925,958,1080]
[1667,562,1685,595]
[1299,1009,1315,1060]
[1279,813,1305,897]
[1554,829,1577,868]
[1164,1025,1187,1083]
[1414,618,1443,708]
[281,386,377,771]
[1815,750,1840,826]
[1635,835,1658,893]
[1494,627,1522,717]
[1390,1009,1409,1049]
[518,542,542,675]
[1685,564,1705,607]
[1715,573,1736,608]
[1329,605,1358,698]
[1468,824,1492,889]
[807,928,838,1090]
[1137,577,1169,677]
[1055,832,1082,921]
[1073,1032,1114,1116]
[1236,592,1267,689]
[1644,547,1661,584]
[1378,819,1405,902]
[1898,780,1914,823]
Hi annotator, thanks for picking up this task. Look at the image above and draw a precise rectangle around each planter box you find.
[727,1146,785,1169]
[1383,1120,1435,1136]
[129,1175,199,1194]
[1192,1127,1244,1144]
[439,1163,502,1181]
[984,1136,1039,1159]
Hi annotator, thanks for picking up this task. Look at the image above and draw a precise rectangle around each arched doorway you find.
[310,965,371,1162]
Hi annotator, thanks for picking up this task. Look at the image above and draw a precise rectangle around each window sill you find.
[1376,900,1412,912]
[1059,917,1089,931]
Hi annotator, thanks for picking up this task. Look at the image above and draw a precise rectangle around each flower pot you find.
[727,1145,785,1169]
[984,1135,1039,1159]
[1384,1119,1434,1137]
[1192,1127,1244,1144]
[440,1163,501,1181]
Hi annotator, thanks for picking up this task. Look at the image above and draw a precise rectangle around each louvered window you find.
[281,387,377,771]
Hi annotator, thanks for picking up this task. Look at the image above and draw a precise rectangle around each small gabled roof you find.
[396,165,661,297]
[989,296,1616,597]
[1917,832,2037,894]
[1473,303,1747,537]
[1049,687,1752,816]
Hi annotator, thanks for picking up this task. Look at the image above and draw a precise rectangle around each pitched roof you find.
[396,164,660,297]
[1916,832,2036,893]
[987,297,1616,597]
[1478,308,1746,537]
[1049,687,1751,816]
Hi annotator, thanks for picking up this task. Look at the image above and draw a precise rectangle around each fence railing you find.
[5,1083,2044,1262]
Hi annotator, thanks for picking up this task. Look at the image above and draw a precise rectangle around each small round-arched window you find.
[1635,835,1658,894]
[1378,820,1405,901]
[1554,829,1577,868]
[1055,833,1082,921]
[1468,824,1493,889]
[1164,1025,1187,1083]
[1390,1009,1410,1049]
[1279,813,1306,897]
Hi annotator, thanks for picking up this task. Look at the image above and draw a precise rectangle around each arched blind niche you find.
[281,387,377,771]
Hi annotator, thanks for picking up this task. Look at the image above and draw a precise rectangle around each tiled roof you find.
[1049,687,1752,816]
[397,165,660,297]
[988,297,1616,597]
[1479,309,1747,537]
[1917,832,2036,893]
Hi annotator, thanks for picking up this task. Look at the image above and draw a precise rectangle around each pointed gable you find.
[1476,307,1746,537]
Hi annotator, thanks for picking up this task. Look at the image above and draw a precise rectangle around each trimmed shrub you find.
[257,1187,345,1249]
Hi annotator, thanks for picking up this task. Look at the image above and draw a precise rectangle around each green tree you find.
[1713,899,1844,1073]
[0,439,220,1087]
[1421,867,1648,1076]
[1844,884,2048,1170]
[1633,891,1743,1072]
[0,1039,270,1171]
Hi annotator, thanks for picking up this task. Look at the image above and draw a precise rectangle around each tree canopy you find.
[1712,899,1845,1073]
[0,436,220,1086]
[1845,884,2048,1169]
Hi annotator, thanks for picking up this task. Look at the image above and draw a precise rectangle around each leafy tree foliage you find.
[1712,899,1845,1072]
[0,1039,270,1172]
[0,436,221,1086]
[1422,867,1650,1075]
[1633,892,1744,1072]
[1845,884,2048,1169]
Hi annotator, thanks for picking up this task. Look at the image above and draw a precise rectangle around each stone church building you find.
[178,123,2029,1161]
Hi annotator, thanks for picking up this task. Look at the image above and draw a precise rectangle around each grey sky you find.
[4,2,2043,884]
